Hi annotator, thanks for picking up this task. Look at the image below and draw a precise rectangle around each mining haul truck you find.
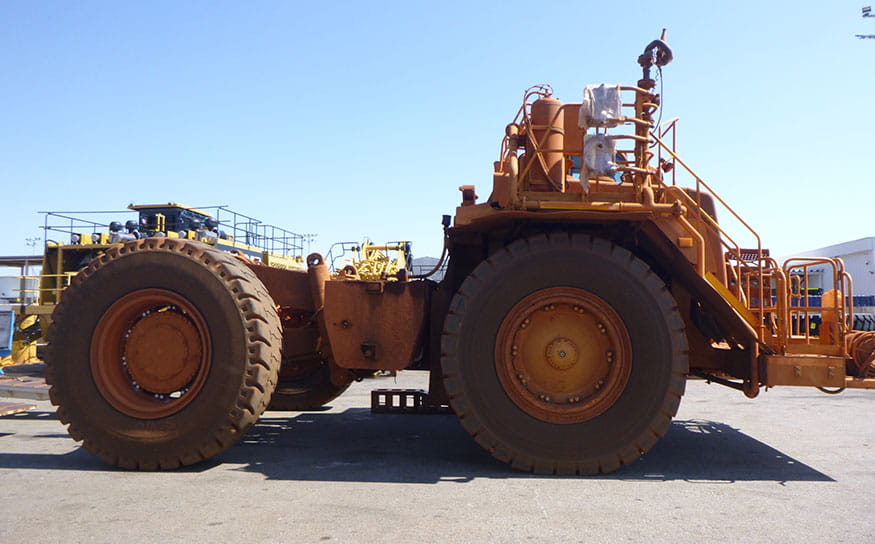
[45,33,875,475]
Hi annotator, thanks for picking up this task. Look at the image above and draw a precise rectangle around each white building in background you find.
[786,237,875,312]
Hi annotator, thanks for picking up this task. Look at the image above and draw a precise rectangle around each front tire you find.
[441,233,688,475]
[45,238,282,469]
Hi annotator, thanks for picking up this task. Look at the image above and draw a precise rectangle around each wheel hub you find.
[495,287,632,424]
[90,289,211,419]
[545,337,578,370]
[124,311,202,394]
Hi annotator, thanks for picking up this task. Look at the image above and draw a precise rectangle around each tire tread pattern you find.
[441,232,688,475]
[45,238,281,470]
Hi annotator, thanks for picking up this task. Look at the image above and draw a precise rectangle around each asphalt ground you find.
[1,371,873,543]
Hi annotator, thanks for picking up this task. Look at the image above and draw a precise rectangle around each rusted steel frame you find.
[515,103,574,193]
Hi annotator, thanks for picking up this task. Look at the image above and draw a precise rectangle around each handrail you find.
[649,133,767,340]
[14,273,76,305]
[782,257,852,349]
[38,206,305,257]
[650,133,763,252]
[657,118,679,186]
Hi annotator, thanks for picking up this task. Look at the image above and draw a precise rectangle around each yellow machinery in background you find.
[329,240,413,281]
[9,203,306,361]
[0,314,39,367]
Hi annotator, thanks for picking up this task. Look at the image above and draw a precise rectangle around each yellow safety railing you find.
[15,273,78,307]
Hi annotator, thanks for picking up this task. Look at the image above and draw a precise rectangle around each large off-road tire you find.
[441,233,688,475]
[268,362,350,411]
[45,238,282,469]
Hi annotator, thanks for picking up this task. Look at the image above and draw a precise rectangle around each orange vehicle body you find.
[44,32,875,475]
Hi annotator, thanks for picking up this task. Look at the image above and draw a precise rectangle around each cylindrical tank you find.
[528,97,565,192]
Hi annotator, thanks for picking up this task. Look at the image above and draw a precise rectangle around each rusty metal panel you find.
[323,280,430,370]
[562,103,583,154]
[281,327,319,361]
[247,263,315,310]
[764,355,846,388]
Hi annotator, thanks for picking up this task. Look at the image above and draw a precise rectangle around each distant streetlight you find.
[25,237,41,251]
[302,233,318,254]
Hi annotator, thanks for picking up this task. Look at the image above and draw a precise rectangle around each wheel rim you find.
[495,287,632,424]
[91,289,212,419]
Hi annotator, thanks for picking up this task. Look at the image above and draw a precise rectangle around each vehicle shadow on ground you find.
[220,409,834,484]
[0,408,834,483]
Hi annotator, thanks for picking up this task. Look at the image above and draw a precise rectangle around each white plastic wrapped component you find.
[583,134,617,177]
[578,84,623,128]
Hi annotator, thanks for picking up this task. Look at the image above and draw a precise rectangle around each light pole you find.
[302,233,318,254]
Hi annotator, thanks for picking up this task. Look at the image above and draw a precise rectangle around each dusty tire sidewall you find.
[449,239,678,462]
[50,247,251,455]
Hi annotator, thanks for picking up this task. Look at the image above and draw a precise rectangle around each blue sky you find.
[2,1,873,260]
